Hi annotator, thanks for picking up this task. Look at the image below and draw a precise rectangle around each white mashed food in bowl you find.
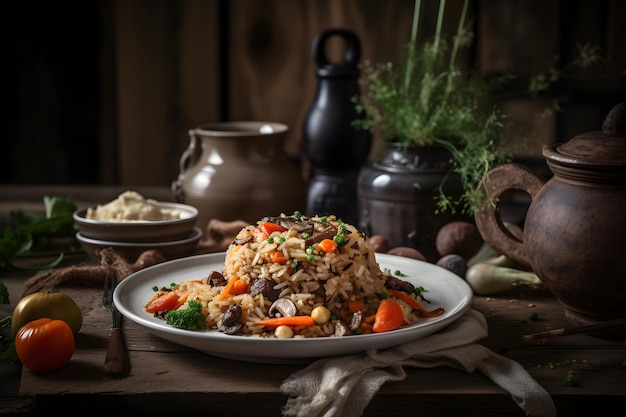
[86,190,181,222]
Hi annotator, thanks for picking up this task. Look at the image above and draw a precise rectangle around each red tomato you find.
[145,290,181,313]
[15,317,75,373]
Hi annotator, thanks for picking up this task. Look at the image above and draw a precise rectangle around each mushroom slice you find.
[268,298,297,317]
[349,310,363,331]
[333,320,352,337]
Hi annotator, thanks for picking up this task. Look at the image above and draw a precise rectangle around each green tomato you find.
[11,291,83,336]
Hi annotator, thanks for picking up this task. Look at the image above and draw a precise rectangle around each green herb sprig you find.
[0,282,17,362]
[354,0,513,215]
[0,196,79,272]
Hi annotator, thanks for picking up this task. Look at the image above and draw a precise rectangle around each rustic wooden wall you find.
[4,0,625,187]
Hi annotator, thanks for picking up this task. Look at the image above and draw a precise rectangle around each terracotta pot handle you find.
[474,163,545,268]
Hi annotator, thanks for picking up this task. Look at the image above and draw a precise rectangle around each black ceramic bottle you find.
[303,28,372,225]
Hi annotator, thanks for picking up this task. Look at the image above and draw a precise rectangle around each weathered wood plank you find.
[114,0,220,186]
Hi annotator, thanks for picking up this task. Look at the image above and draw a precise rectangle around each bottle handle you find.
[171,129,202,202]
[312,28,361,70]
[474,163,545,268]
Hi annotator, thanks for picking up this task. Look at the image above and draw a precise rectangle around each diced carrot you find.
[232,279,248,295]
[348,300,365,313]
[388,289,446,317]
[372,298,404,333]
[270,251,287,265]
[360,322,373,334]
[216,275,240,301]
[256,315,316,328]
[317,238,338,253]
[145,290,183,313]
[256,222,287,237]
[363,314,376,325]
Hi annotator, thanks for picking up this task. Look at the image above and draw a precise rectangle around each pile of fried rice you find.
[146,213,443,338]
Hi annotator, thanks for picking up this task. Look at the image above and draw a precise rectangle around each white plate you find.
[114,252,473,364]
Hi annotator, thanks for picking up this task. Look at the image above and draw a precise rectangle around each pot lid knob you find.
[602,102,626,135]
[543,102,626,168]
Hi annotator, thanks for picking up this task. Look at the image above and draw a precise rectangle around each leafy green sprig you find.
[0,196,79,272]
[354,0,513,215]
[529,42,605,97]
[0,282,17,362]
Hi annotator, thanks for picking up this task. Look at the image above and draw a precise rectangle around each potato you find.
[369,235,390,253]
[436,254,467,278]
[436,221,483,259]
[387,246,427,261]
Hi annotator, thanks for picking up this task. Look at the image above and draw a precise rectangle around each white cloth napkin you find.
[281,308,557,417]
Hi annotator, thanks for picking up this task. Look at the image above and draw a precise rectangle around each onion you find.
[465,262,542,296]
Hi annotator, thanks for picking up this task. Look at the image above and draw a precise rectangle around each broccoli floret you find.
[164,300,206,330]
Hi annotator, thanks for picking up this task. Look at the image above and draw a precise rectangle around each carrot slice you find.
[363,314,376,325]
[216,275,240,301]
[388,289,446,317]
[232,279,248,295]
[317,238,338,253]
[372,298,404,333]
[270,251,287,265]
[256,316,315,328]
[348,300,365,313]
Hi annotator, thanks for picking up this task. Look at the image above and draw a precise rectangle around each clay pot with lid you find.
[475,103,626,339]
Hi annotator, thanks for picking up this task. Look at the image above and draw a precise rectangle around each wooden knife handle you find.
[105,328,130,377]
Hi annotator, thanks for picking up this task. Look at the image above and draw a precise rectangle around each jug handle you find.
[171,129,202,202]
[474,163,545,268]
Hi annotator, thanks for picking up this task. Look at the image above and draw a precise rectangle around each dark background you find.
[3,0,625,186]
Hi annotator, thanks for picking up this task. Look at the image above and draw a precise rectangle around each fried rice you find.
[146,213,444,338]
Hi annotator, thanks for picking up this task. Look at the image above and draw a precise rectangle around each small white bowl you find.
[76,227,202,262]
[73,202,198,243]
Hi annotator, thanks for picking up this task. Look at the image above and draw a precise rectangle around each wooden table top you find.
[1,185,625,417]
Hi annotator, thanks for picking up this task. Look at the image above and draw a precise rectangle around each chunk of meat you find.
[304,224,338,247]
[249,278,281,301]
[262,216,314,233]
[220,304,243,335]
[207,270,227,287]
[385,274,416,294]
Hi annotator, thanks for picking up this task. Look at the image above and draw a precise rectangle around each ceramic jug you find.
[172,121,307,234]
[474,103,626,338]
